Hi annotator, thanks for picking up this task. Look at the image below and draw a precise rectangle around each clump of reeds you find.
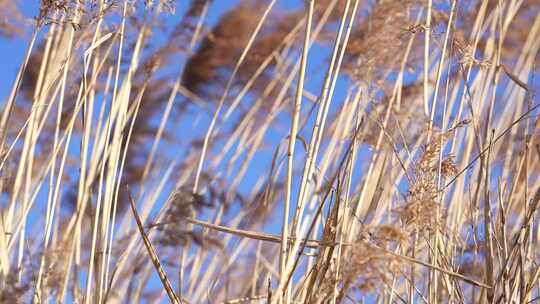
[0,0,538,302]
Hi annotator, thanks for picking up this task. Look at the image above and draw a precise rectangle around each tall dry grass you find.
[0,0,539,303]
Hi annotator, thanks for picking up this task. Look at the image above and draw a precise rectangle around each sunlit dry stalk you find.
[280,2,361,300]
[280,1,314,302]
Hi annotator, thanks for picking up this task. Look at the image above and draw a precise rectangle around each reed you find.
[0,0,538,303]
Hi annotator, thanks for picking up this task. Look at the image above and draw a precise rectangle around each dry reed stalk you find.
[289,0,358,252]
[280,1,314,302]
[127,189,181,304]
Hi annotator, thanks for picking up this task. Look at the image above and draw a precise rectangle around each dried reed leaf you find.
[127,189,181,304]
